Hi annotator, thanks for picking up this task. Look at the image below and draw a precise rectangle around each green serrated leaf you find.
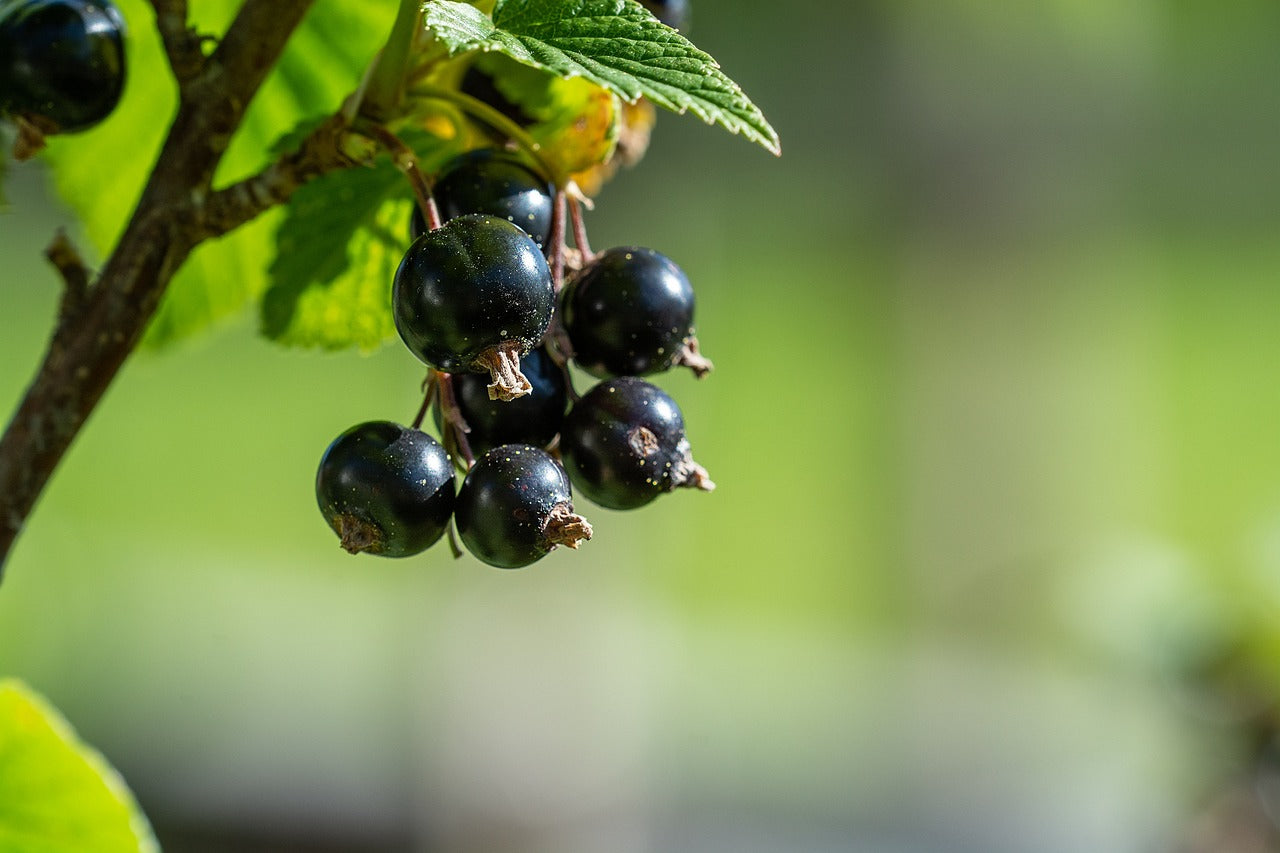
[0,679,158,853]
[424,0,780,154]
[262,123,469,351]
[261,162,405,351]
[39,0,396,347]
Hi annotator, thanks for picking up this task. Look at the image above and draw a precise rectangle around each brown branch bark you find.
[0,0,360,578]
[148,0,204,86]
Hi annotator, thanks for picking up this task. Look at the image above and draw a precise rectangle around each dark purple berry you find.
[316,421,455,557]
[459,64,535,129]
[0,0,126,133]
[455,444,592,568]
[393,214,554,401]
[561,247,711,379]
[411,149,553,249]
[560,377,714,510]
[436,346,567,458]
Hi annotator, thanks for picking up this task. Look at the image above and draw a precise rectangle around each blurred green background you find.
[5,0,1280,850]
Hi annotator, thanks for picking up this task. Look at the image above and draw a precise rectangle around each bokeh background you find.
[5,0,1280,850]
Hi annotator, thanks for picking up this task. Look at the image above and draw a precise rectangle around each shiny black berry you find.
[0,0,126,133]
[393,214,554,400]
[640,0,688,30]
[561,247,711,379]
[455,445,592,569]
[436,346,567,458]
[411,149,553,249]
[316,421,455,558]
[560,377,714,510]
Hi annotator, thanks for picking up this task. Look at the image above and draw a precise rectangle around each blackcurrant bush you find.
[410,149,553,250]
[455,444,592,569]
[560,377,714,510]
[561,247,712,379]
[0,0,126,133]
[393,214,554,401]
[640,0,688,30]
[436,346,567,458]
[315,421,455,558]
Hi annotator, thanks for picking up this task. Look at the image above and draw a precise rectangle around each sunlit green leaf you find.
[424,0,780,154]
[39,0,396,347]
[0,679,158,853]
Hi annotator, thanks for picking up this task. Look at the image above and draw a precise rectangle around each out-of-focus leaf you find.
[39,0,396,347]
[424,0,780,154]
[0,679,158,853]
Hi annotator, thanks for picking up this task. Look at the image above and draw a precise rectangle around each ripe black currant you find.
[436,346,567,459]
[0,0,126,133]
[560,377,714,510]
[410,149,553,250]
[315,421,455,558]
[393,214,554,400]
[640,0,688,30]
[560,247,711,378]
[455,445,592,568]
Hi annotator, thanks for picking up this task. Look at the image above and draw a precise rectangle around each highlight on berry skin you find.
[392,214,554,401]
[561,246,713,379]
[454,444,592,569]
[560,377,715,511]
[0,0,127,135]
[315,421,456,558]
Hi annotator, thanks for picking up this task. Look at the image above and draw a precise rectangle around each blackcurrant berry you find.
[410,149,553,250]
[455,444,592,569]
[393,214,554,401]
[640,0,688,30]
[560,377,714,510]
[561,247,712,379]
[315,421,455,558]
[0,0,126,133]
[436,346,567,458]
[459,65,535,129]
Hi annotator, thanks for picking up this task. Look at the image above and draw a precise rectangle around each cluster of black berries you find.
[0,0,126,135]
[316,147,715,569]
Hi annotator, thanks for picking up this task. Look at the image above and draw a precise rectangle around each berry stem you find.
[357,120,442,230]
[410,371,438,430]
[543,324,581,403]
[445,518,464,560]
[568,194,594,263]
[548,189,568,292]
[435,371,476,468]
